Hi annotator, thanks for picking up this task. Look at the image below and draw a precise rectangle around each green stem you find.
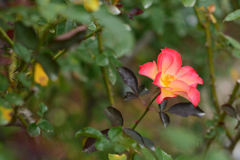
[132,93,159,130]
[229,131,240,151]
[18,114,28,128]
[96,25,114,106]
[0,26,14,47]
[194,5,204,28]
[205,14,219,113]
[52,49,67,60]
[219,82,240,122]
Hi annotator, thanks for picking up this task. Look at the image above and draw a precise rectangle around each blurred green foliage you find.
[0,0,240,159]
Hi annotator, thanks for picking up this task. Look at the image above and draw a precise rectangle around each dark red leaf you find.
[167,102,205,117]
[222,104,237,119]
[104,106,123,126]
[123,128,145,148]
[124,92,138,101]
[82,129,109,153]
[117,67,138,95]
[159,112,170,128]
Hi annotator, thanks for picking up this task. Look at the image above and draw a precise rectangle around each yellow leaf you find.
[84,0,99,12]
[108,153,127,160]
[34,63,49,86]
[0,106,13,125]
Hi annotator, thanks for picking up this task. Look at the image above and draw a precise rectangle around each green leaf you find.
[88,22,97,30]
[181,0,196,7]
[5,93,24,106]
[141,0,153,9]
[36,54,60,81]
[108,56,122,67]
[93,8,134,58]
[13,43,31,62]
[27,123,41,137]
[95,137,112,151]
[108,126,122,142]
[159,148,172,160]
[232,49,240,58]
[14,22,38,50]
[18,73,31,88]
[155,147,163,160]
[95,54,109,66]
[106,65,117,85]
[0,75,9,92]
[38,119,54,131]
[0,98,12,109]
[56,19,74,36]
[142,147,156,160]
[62,5,91,25]
[224,9,240,21]
[221,33,240,50]
[39,103,48,115]
[75,127,103,138]
[108,153,127,160]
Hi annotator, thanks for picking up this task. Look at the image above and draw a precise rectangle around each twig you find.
[204,14,219,113]
[132,92,160,130]
[0,26,14,47]
[96,24,114,106]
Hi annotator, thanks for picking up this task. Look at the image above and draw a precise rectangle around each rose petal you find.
[173,87,200,107]
[169,80,190,92]
[139,61,159,80]
[156,88,177,104]
[158,48,182,75]
[176,66,203,87]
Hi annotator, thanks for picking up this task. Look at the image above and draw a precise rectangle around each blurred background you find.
[0,0,240,159]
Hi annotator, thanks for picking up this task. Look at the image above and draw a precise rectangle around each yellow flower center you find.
[162,74,176,86]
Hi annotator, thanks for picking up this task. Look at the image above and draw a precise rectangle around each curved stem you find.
[132,93,160,130]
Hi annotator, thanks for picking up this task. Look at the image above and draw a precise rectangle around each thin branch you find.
[132,92,160,130]
[0,26,14,47]
[205,14,219,113]
[96,24,114,106]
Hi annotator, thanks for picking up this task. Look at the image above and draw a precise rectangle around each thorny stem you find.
[0,26,14,47]
[96,24,115,106]
[205,13,220,113]
[132,93,160,130]
[203,82,240,154]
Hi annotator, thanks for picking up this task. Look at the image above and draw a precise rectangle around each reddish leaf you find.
[222,104,237,119]
[117,67,139,95]
[167,102,205,117]
[159,112,170,128]
[104,106,123,126]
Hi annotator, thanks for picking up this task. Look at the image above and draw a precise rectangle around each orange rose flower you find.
[139,48,203,106]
